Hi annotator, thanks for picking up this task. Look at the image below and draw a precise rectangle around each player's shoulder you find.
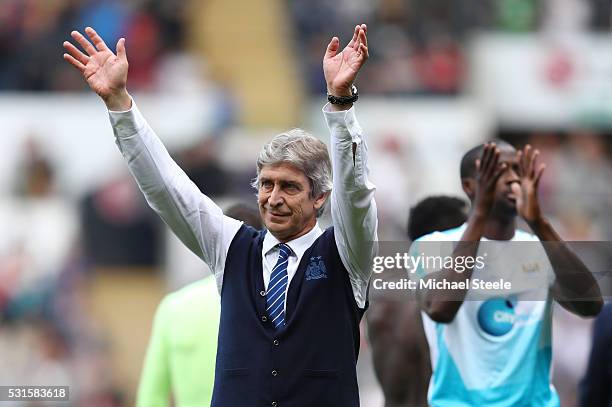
[162,276,219,310]
[413,224,467,243]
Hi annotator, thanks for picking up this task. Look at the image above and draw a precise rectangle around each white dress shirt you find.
[109,101,377,308]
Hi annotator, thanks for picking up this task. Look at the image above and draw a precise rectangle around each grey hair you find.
[251,128,332,217]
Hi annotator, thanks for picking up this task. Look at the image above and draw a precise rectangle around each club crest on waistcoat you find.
[305,256,328,281]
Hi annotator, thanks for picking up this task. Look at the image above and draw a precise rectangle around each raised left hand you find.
[513,145,546,224]
[323,24,369,97]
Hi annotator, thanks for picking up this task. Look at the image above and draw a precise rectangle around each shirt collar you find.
[262,222,323,259]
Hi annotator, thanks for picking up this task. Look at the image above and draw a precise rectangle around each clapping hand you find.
[472,143,507,218]
[323,24,369,98]
[513,145,546,224]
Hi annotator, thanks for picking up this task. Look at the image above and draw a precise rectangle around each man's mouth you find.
[504,190,517,204]
[268,211,290,217]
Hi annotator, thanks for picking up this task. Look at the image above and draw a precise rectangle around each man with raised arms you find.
[63,24,377,406]
[412,142,602,406]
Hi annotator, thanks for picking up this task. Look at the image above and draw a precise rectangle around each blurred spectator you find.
[0,0,188,92]
[370,131,425,238]
[0,139,127,405]
[542,0,590,33]
[80,173,161,268]
[518,131,612,241]
[496,0,539,32]
[289,0,604,95]
[555,131,612,240]
[0,140,78,320]
[589,0,612,30]
[411,35,464,95]
[179,137,231,199]
[290,0,472,95]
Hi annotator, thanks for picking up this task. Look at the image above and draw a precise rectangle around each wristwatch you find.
[327,85,358,105]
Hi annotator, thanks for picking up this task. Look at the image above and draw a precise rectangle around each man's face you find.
[491,146,521,215]
[257,163,326,242]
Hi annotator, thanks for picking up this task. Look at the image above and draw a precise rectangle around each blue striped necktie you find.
[266,243,291,329]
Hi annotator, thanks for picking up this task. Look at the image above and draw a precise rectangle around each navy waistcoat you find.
[211,225,366,407]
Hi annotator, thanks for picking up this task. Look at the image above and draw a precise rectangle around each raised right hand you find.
[323,24,369,98]
[63,27,131,111]
[472,143,506,218]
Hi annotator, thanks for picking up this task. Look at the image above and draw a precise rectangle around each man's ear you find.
[462,178,476,201]
[313,192,329,210]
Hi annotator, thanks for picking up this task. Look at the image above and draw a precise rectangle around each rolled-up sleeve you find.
[323,104,378,308]
[109,101,241,290]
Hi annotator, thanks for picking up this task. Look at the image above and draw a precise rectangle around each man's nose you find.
[506,167,520,184]
[268,185,284,206]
